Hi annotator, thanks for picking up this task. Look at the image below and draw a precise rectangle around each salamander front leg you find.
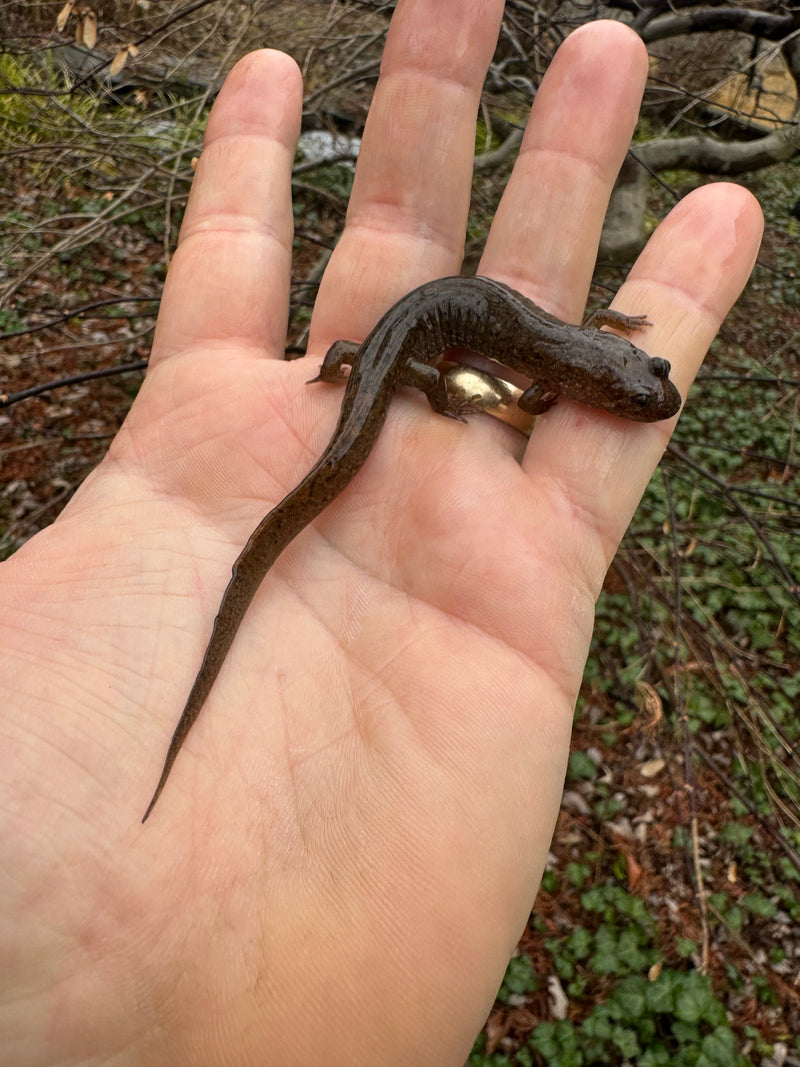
[581,309,651,334]
[308,340,361,384]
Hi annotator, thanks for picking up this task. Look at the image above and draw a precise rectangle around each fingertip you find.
[676,182,764,268]
[563,18,649,85]
[247,47,304,99]
[630,181,764,324]
[227,47,303,93]
[205,48,303,147]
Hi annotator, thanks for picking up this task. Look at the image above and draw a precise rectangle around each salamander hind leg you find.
[402,359,470,421]
[308,339,361,384]
[518,383,558,415]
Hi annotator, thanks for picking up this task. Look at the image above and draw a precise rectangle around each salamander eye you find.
[649,356,671,379]
[632,390,652,409]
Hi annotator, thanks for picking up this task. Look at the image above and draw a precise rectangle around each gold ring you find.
[441,363,535,437]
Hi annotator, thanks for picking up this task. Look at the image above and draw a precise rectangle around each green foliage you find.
[708,891,745,932]
[523,969,746,1067]
[0,51,208,286]
[587,286,800,685]
[497,955,539,1004]
[474,966,747,1067]
[471,886,752,1066]
[752,162,800,309]
[544,886,658,991]
[565,862,591,889]
[718,822,753,847]
[566,751,599,782]
[295,160,355,200]
[739,893,778,920]
[475,117,502,154]
[676,938,698,959]
[540,869,559,894]
[0,54,74,128]
[583,301,800,856]
[0,53,200,168]
[0,306,25,332]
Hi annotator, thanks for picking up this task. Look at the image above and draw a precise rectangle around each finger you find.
[618,183,763,405]
[525,183,763,567]
[150,50,302,367]
[309,0,506,351]
[480,20,648,322]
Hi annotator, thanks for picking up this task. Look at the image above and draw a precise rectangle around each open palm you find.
[0,4,761,1065]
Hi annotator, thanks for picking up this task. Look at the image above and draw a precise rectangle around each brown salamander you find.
[142,275,681,821]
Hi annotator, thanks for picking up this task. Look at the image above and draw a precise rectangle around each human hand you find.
[0,2,762,1064]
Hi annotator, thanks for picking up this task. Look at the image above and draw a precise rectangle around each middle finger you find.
[310,0,506,351]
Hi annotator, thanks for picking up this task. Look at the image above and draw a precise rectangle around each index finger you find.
[149,50,302,367]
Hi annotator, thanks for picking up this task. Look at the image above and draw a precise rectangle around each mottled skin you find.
[142,275,681,821]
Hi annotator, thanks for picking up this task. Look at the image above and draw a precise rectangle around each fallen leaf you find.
[110,46,129,77]
[635,681,663,729]
[56,0,75,32]
[626,851,642,889]
[547,975,568,1020]
[83,10,98,49]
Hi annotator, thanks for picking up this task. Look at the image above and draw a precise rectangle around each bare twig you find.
[0,360,147,408]
[0,297,159,341]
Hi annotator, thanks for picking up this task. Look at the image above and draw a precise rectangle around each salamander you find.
[141,275,681,821]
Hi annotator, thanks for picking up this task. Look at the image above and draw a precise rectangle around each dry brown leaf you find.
[83,11,98,50]
[640,758,665,778]
[109,47,129,77]
[109,42,139,77]
[626,851,642,889]
[648,961,663,981]
[56,0,76,32]
[483,1012,507,1056]
[635,680,664,730]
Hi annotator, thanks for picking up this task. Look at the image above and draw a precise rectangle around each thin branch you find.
[664,470,711,973]
[695,745,800,878]
[667,443,800,604]
[0,296,160,341]
[0,361,147,408]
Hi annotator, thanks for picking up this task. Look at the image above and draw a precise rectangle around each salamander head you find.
[551,332,682,423]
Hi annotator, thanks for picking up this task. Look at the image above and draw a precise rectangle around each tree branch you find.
[640,7,794,44]
[634,121,800,174]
